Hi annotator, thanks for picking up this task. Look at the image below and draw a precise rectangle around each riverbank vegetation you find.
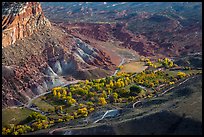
[2,58,202,135]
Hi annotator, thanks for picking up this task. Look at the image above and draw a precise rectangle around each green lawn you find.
[2,107,34,128]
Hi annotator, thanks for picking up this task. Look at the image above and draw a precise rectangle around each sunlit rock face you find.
[2,2,51,47]
[2,2,115,108]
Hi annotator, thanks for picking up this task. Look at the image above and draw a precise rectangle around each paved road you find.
[113,57,125,76]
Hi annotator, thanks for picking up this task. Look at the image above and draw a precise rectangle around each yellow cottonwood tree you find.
[98,97,107,106]
[57,92,61,99]
[53,90,57,97]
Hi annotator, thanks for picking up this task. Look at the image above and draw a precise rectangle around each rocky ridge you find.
[2,2,51,47]
[2,2,116,108]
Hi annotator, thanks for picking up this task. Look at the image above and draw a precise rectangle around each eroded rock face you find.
[2,2,51,47]
[2,2,54,107]
[63,22,160,57]
[2,2,116,108]
[2,55,46,107]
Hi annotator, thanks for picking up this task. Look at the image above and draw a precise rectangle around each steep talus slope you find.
[2,2,116,108]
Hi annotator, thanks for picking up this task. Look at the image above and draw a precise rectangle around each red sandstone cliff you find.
[2,2,51,47]
[2,2,115,108]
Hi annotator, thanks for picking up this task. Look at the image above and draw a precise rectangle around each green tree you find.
[58,119,63,123]
[65,115,74,121]
[129,85,143,96]
[59,106,63,113]
[86,101,94,106]
[109,92,118,103]
[68,92,72,97]
[85,80,89,85]
[67,97,76,106]
[102,90,107,98]
[13,131,19,135]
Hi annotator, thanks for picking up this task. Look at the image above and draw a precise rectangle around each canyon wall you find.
[2,2,115,108]
[2,2,51,47]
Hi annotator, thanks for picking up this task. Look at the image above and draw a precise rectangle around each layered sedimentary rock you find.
[2,2,116,108]
[2,2,51,47]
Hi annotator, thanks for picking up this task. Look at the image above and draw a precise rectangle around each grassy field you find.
[121,61,148,73]
[2,107,34,128]
[32,97,55,112]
